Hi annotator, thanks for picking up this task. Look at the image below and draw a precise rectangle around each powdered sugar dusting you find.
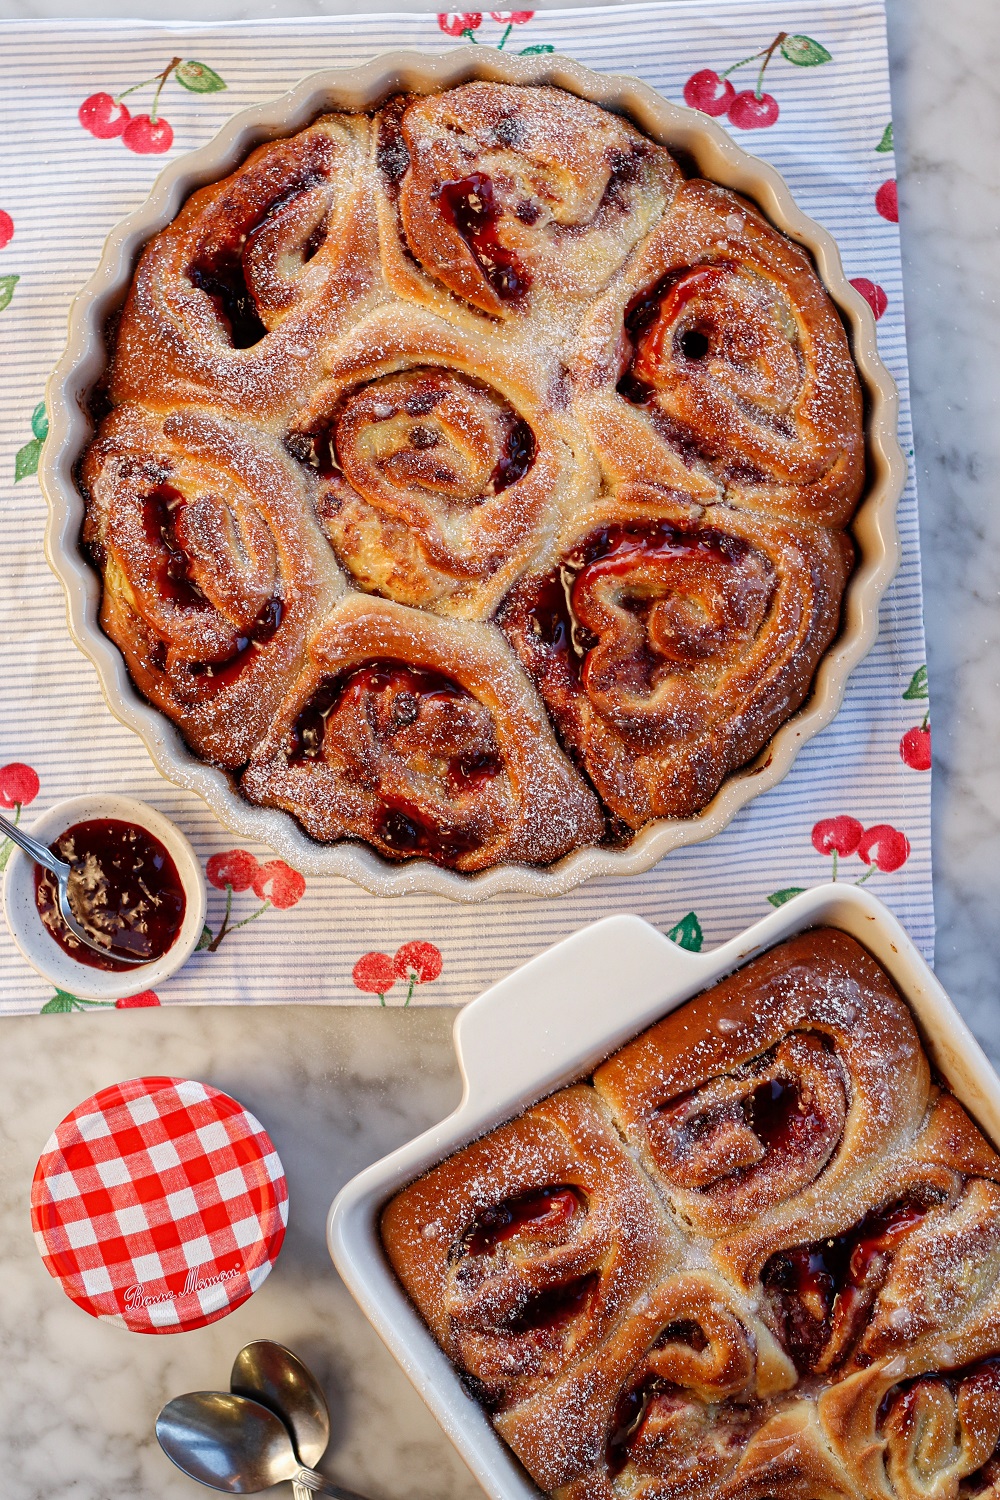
[383,930,1000,1497]
[84,81,864,871]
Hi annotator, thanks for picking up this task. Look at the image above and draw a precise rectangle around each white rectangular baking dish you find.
[327,884,1000,1500]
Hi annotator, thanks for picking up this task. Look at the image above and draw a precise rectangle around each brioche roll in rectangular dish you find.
[378,922,1000,1500]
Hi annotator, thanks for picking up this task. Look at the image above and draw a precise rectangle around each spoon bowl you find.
[231,1341,330,1468]
[156,1391,297,1494]
[156,1388,361,1498]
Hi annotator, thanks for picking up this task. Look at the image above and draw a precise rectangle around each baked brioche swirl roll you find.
[375,83,682,329]
[80,403,342,766]
[592,932,931,1256]
[759,1102,1000,1382]
[499,488,852,826]
[240,595,604,869]
[572,179,865,527]
[821,1355,1000,1500]
[498,1270,794,1496]
[380,1087,678,1411]
[110,113,377,420]
[285,307,592,616]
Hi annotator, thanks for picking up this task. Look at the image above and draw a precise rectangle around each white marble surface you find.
[0,0,997,1495]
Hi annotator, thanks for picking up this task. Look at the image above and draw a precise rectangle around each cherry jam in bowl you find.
[2,795,207,1000]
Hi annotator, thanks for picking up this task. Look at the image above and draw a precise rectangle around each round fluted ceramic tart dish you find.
[41,49,905,899]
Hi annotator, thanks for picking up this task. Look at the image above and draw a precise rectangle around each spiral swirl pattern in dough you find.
[82,79,867,869]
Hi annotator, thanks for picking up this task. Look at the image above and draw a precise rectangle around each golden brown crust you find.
[593,931,929,1247]
[110,113,377,421]
[506,1270,795,1495]
[380,1086,678,1409]
[83,81,867,867]
[380,931,1000,1498]
[571,179,865,529]
[80,403,343,766]
[499,492,853,826]
[377,84,682,327]
[239,594,604,870]
[286,303,596,617]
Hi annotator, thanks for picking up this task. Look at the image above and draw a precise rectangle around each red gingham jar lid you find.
[30,1077,288,1334]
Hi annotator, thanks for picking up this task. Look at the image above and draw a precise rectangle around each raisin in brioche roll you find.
[80,403,342,766]
[285,306,594,616]
[572,179,864,528]
[498,485,852,826]
[110,113,377,421]
[497,1269,794,1497]
[240,595,604,869]
[593,932,932,1265]
[375,82,681,336]
[820,1358,1000,1500]
[381,1087,678,1412]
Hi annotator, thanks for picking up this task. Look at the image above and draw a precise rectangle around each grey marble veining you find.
[0,1004,477,1500]
[0,0,997,1495]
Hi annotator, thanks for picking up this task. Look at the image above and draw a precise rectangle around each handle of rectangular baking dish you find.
[451,913,706,1118]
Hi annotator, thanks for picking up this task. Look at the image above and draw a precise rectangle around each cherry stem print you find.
[149,57,181,123]
[116,56,181,110]
[40,988,160,1013]
[721,32,787,92]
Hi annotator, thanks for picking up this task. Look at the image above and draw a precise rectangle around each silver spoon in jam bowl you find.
[0,811,148,965]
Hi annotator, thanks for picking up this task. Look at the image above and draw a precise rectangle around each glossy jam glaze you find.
[34,817,187,972]
[507,521,749,682]
[762,1195,932,1372]
[437,173,531,303]
[465,1186,583,1256]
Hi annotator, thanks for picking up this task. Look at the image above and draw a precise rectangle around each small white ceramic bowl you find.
[2,794,207,1001]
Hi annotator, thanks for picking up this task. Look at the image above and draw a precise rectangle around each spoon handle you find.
[294,1469,370,1499]
[0,812,70,878]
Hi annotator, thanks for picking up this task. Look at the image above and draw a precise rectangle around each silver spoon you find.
[156,1391,365,1497]
[0,811,147,965]
[231,1341,330,1500]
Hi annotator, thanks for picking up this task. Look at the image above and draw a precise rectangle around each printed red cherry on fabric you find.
[30,1076,288,1333]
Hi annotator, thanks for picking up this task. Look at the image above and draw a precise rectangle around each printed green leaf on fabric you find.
[14,400,47,482]
[196,924,214,951]
[0,274,19,312]
[41,990,83,1013]
[767,887,806,908]
[876,121,894,153]
[176,60,227,93]
[14,438,41,482]
[520,44,554,53]
[903,665,929,700]
[667,911,703,952]
[780,35,832,67]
